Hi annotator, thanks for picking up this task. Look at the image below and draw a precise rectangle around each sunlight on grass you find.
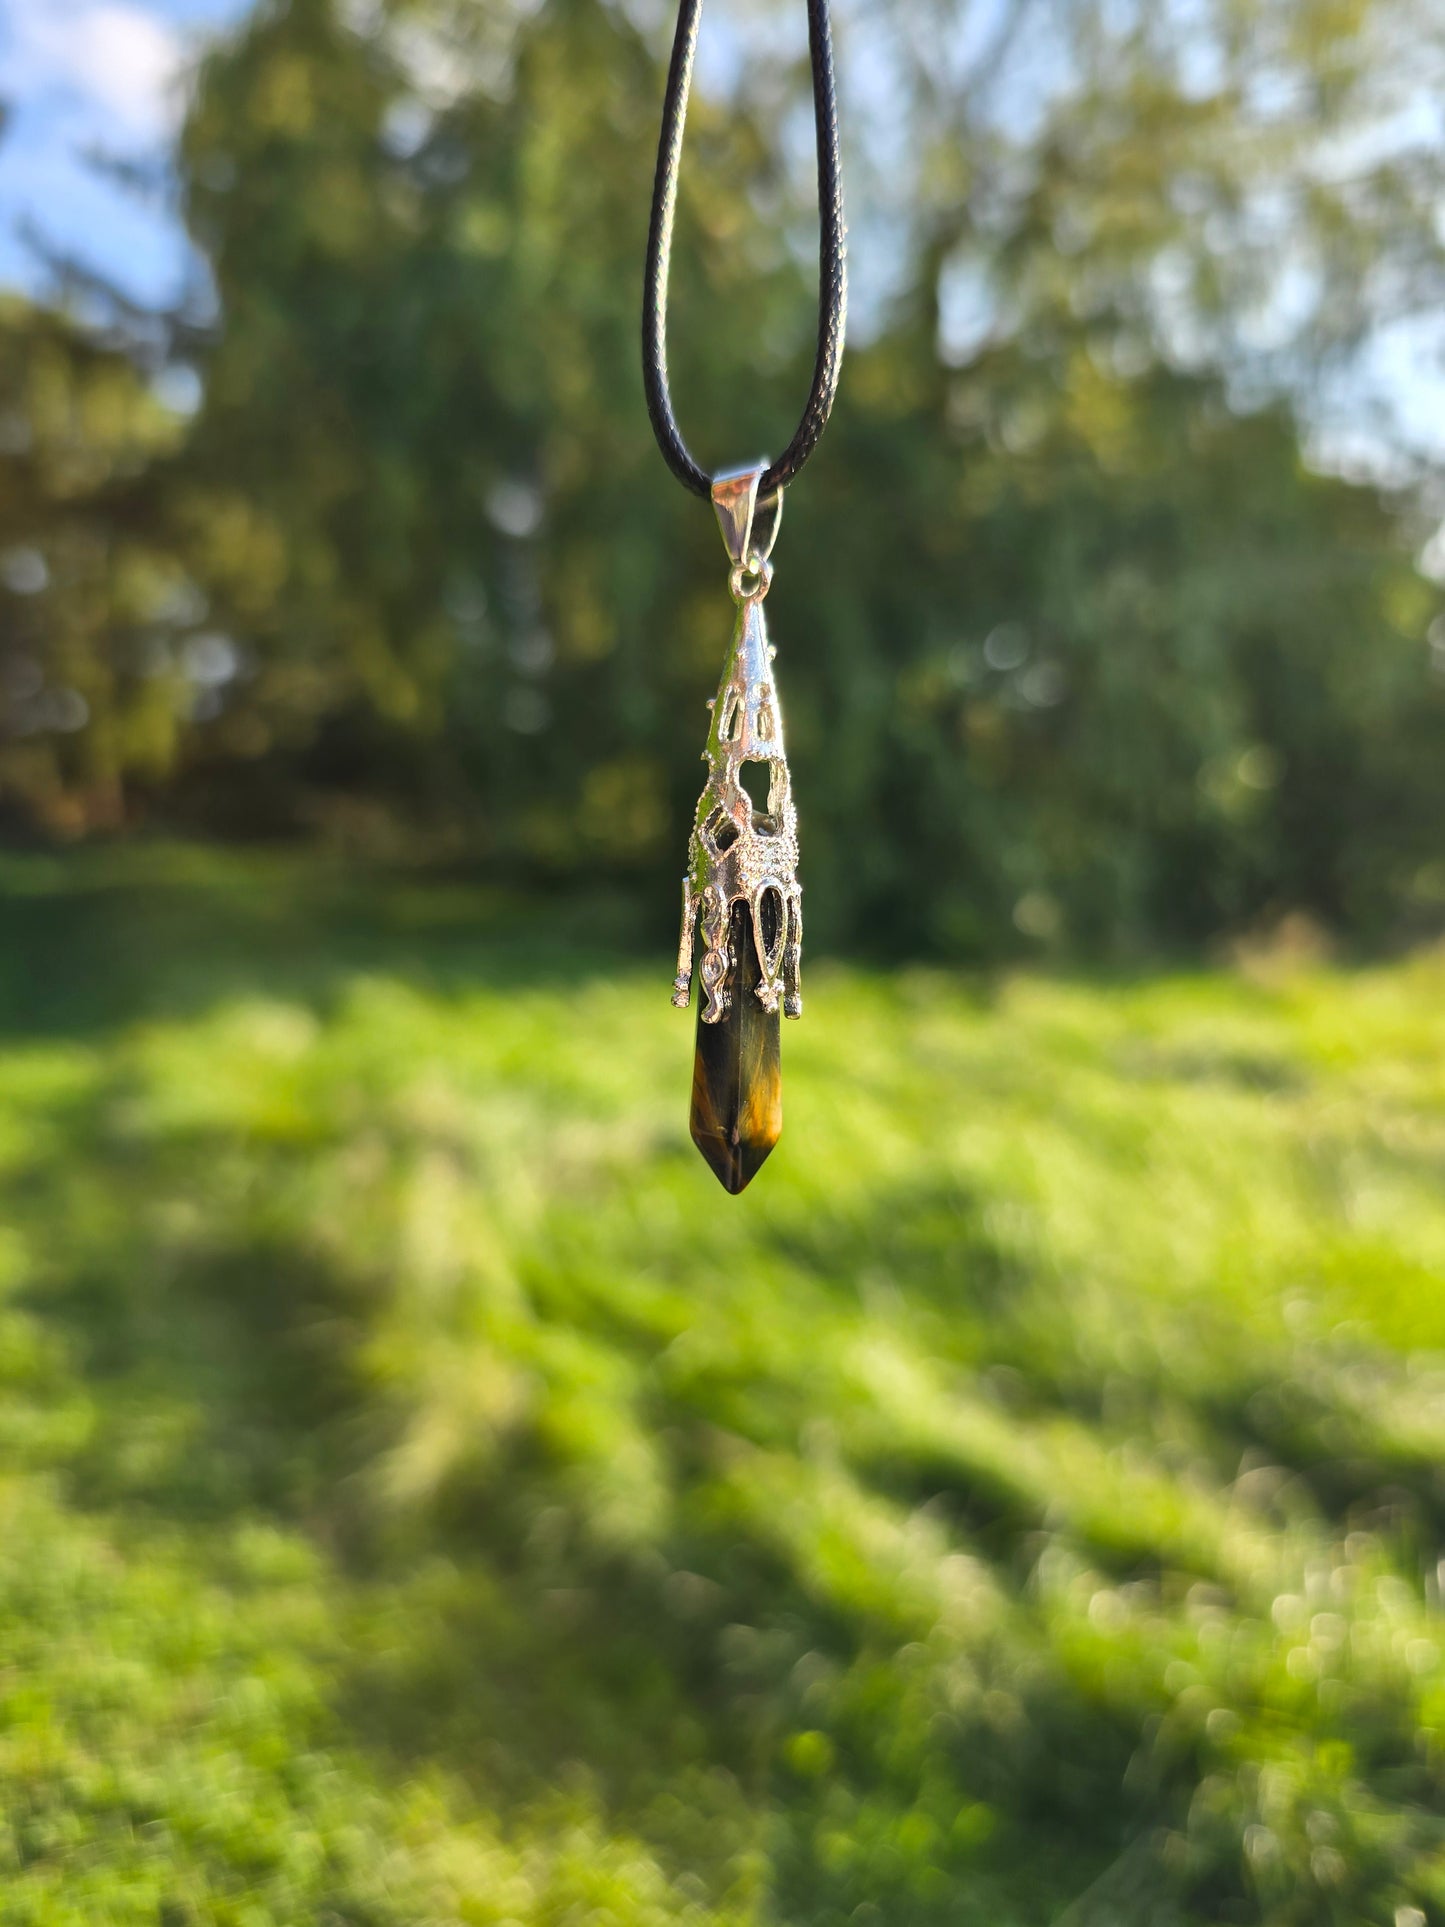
[2,854,1444,1923]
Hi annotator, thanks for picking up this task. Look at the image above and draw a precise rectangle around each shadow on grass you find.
[6,850,1445,1923]
[0,847,659,1041]
[9,1093,1440,1920]
[0,1073,1152,1912]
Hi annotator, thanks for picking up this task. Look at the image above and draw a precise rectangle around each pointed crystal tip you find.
[690,1068,781,1192]
[688,903,782,1193]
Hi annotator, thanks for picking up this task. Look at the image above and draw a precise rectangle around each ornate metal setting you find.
[672,461,803,1024]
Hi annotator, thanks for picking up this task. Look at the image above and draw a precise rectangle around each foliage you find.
[4,850,1445,1921]
[0,298,193,834]
[2,0,1445,953]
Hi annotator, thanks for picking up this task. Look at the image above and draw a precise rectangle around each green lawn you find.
[3,850,1445,1925]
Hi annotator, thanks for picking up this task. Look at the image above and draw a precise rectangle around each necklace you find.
[643,0,848,1193]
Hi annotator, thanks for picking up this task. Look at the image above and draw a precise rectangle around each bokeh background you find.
[5,0,1445,1920]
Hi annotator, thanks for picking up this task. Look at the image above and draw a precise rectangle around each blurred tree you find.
[169,0,795,862]
[3,0,1444,950]
[0,297,197,835]
[824,0,1445,951]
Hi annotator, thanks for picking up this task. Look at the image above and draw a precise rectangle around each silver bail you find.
[711,460,783,568]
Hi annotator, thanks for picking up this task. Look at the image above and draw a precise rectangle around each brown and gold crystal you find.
[689,901,783,1192]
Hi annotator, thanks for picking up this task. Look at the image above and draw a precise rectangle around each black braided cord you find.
[642,0,848,500]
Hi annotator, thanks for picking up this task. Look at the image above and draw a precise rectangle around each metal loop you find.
[752,489,784,564]
[728,553,773,602]
[712,459,785,574]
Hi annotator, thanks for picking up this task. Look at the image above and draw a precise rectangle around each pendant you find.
[672,462,803,1193]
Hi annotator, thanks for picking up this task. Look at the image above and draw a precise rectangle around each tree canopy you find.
[2,0,1444,955]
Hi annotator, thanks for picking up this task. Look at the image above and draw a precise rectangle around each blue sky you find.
[0,0,247,306]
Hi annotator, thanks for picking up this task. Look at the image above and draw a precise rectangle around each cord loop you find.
[642,0,847,500]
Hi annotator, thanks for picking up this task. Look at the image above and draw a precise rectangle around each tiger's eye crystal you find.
[690,902,782,1193]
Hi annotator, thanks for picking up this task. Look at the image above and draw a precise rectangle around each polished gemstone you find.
[690,902,782,1193]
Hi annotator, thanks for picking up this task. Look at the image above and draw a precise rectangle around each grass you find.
[2,847,1445,1924]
